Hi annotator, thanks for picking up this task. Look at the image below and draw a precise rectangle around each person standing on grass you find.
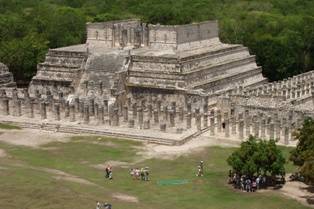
[144,167,149,181]
[140,167,145,181]
[108,166,113,180]
[96,201,101,209]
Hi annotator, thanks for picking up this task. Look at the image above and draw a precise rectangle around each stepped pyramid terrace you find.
[0,19,313,145]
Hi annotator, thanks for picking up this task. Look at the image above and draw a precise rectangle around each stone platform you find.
[0,116,209,146]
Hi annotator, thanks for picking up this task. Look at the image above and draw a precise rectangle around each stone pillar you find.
[186,102,192,113]
[203,113,208,128]
[169,109,175,127]
[160,123,166,132]
[132,103,137,119]
[253,118,259,137]
[74,97,80,112]
[123,105,128,122]
[104,100,109,115]
[284,126,290,145]
[224,118,230,137]
[94,103,99,118]
[239,120,244,140]
[153,109,159,124]
[231,117,236,135]
[80,102,84,119]
[217,111,222,132]
[40,102,47,120]
[269,123,275,139]
[70,105,75,122]
[128,119,135,128]
[83,105,90,124]
[98,106,104,124]
[138,107,143,128]
[157,100,161,114]
[89,98,95,116]
[275,120,281,141]
[179,107,184,122]
[1,98,9,116]
[261,119,266,138]
[210,117,215,136]
[186,112,192,129]
[112,108,119,126]
[64,102,70,118]
[245,117,251,137]
[163,106,168,121]
[147,103,153,119]
[17,100,22,116]
[144,120,150,129]
[195,108,201,131]
[54,104,61,121]
[29,101,34,118]
[171,102,177,117]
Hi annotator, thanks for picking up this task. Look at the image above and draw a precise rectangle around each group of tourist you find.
[96,201,112,209]
[228,172,268,192]
[129,167,150,181]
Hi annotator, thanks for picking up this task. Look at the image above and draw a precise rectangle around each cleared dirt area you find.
[0,129,70,147]
[0,149,7,158]
[112,193,139,203]
[280,178,314,208]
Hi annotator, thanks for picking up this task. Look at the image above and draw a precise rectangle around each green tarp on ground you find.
[157,179,189,186]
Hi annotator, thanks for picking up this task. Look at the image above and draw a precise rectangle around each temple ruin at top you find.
[29,19,266,104]
[1,19,313,146]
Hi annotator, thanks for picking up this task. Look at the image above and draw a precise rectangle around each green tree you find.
[227,136,285,177]
[290,118,314,185]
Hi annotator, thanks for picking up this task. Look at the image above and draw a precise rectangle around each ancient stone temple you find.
[0,62,16,88]
[28,19,266,106]
[0,19,312,145]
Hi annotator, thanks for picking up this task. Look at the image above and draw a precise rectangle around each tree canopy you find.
[227,136,285,177]
[290,118,314,185]
[0,0,314,83]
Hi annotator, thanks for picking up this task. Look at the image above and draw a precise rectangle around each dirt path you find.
[0,148,7,158]
[138,134,238,160]
[0,129,71,147]
[279,178,314,208]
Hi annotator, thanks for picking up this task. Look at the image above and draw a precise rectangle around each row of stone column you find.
[207,110,303,145]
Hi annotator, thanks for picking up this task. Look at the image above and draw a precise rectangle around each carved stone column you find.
[112,107,119,126]
[70,105,75,122]
[83,105,90,124]
[123,105,128,122]
[1,98,9,116]
[210,117,215,136]
[144,120,150,129]
[261,119,266,138]
[169,109,175,127]
[284,126,290,145]
[153,109,159,124]
[54,104,61,121]
[186,112,192,129]
[269,123,275,139]
[179,107,184,122]
[239,120,244,140]
[138,107,143,128]
[217,110,222,132]
[40,102,47,120]
[195,108,201,131]
[98,106,104,124]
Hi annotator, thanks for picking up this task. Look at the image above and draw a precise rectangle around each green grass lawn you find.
[0,135,308,209]
[0,123,21,130]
